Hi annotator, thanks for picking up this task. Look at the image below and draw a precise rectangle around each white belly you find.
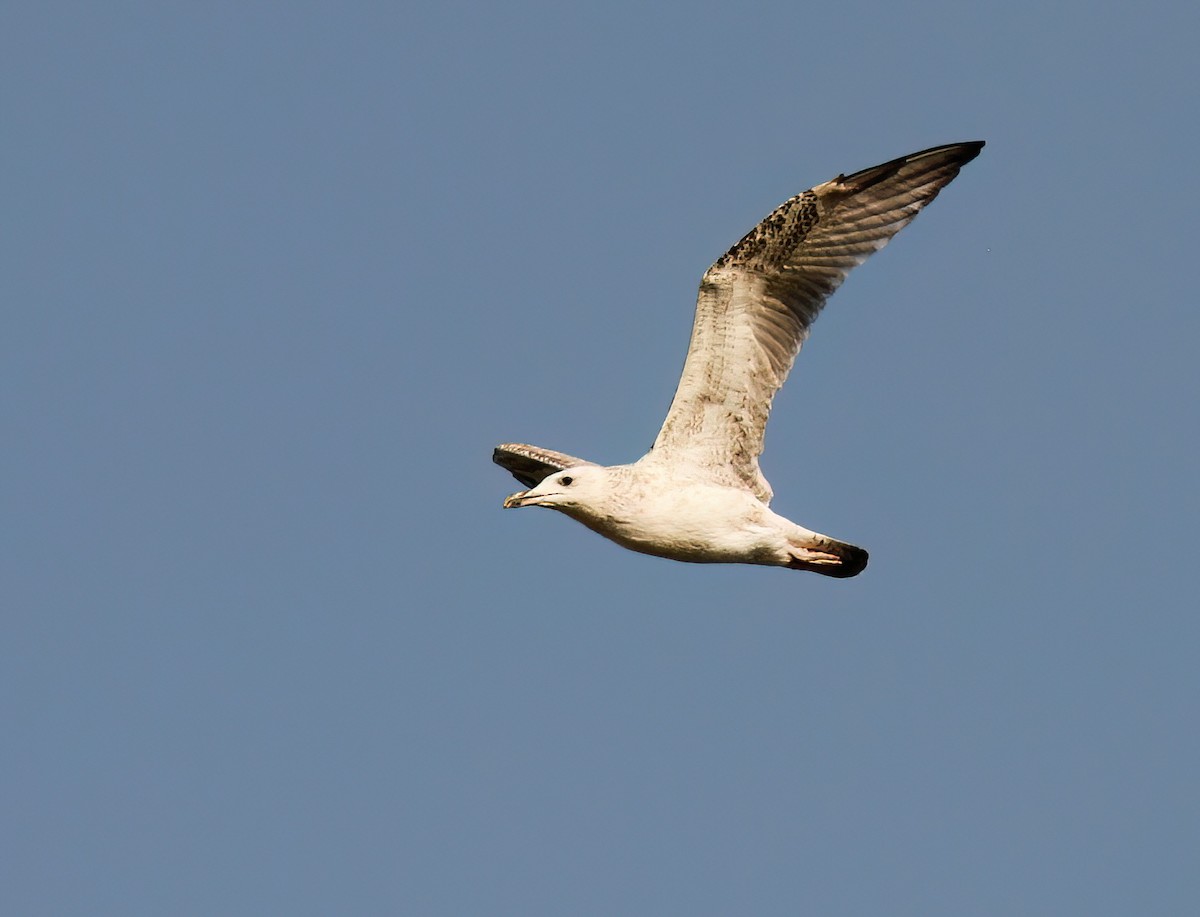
[575,483,784,565]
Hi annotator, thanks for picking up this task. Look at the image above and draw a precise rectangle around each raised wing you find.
[493,443,596,488]
[649,141,983,503]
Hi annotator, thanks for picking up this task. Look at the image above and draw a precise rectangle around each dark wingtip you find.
[955,139,986,163]
[493,444,537,488]
[906,140,986,165]
[837,140,986,191]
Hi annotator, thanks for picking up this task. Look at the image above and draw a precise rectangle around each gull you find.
[495,142,983,577]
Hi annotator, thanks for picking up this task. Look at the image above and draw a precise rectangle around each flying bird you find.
[495,142,983,577]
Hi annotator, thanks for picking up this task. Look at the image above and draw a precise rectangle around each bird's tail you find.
[785,532,868,578]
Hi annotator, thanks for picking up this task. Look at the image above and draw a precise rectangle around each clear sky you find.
[4,2,1197,914]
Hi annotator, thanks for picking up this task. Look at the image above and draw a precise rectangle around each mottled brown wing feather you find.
[649,141,984,503]
[493,443,596,488]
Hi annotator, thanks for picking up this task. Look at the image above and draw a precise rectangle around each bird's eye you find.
[560,476,573,486]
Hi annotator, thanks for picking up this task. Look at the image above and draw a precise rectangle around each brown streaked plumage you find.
[495,142,984,577]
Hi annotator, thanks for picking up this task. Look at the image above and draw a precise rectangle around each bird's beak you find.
[503,490,530,508]
[503,488,562,508]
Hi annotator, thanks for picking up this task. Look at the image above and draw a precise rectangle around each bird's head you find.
[502,465,608,515]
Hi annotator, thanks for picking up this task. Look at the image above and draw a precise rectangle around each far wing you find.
[649,141,984,503]
[493,443,596,488]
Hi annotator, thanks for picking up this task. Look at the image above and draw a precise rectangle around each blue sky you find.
[3,2,1197,914]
